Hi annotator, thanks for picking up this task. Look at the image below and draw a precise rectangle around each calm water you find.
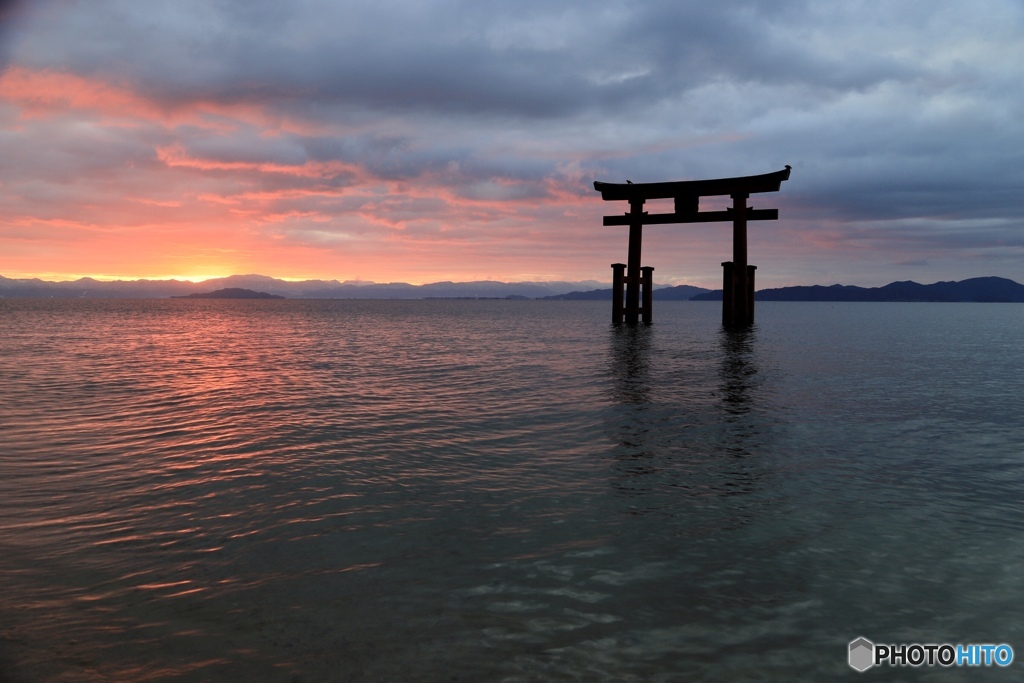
[1,298,1022,681]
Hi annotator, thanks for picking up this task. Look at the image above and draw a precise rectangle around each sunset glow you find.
[2,1,1022,288]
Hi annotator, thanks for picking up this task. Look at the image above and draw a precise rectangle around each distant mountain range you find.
[691,277,1024,302]
[546,277,1024,302]
[0,274,605,299]
[1,274,1021,302]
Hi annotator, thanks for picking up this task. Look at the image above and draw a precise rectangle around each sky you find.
[1,0,1022,288]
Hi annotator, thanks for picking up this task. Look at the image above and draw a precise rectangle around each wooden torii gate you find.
[594,166,791,327]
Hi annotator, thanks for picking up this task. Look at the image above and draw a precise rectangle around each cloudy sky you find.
[1,0,1021,287]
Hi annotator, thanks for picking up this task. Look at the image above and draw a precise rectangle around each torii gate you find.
[594,166,791,327]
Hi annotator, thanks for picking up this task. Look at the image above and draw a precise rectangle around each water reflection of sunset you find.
[4,297,1024,680]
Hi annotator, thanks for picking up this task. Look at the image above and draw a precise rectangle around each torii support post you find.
[722,262,756,326]
[641,266,654,324]
[594,166,790,328]
[611,263,625,323]
[610,263,654,324]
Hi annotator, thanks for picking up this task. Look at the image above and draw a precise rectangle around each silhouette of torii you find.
[594,166,791,327]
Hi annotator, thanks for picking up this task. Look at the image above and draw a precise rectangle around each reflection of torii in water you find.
[594,166,791,328]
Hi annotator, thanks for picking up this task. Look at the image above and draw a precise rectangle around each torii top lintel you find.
[594,166,791,202]
[593,166,790,226]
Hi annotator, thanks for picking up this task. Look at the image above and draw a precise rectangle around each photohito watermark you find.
[849,637,1014,672]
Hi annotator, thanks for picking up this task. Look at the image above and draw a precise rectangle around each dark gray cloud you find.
[15,0,923,116]
[0,0,30,68]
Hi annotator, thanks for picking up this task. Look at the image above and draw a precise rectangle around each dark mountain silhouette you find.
[542,288,613,300]
[172,288,285,299]
[655,284,714,300]
[691,277,1024,302]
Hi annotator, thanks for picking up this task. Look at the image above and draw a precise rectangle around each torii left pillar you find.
[611,198,654,324]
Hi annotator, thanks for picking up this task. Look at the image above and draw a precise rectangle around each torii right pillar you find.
[722,192,757,328]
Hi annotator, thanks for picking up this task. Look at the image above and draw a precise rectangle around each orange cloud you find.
[0,66,757,286]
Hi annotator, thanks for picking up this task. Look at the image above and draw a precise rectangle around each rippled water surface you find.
[1,298,1023,681]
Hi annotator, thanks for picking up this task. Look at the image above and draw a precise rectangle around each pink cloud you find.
[0,67,336,136]
[0,66,809,287]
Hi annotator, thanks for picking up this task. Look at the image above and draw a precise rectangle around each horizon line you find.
[1,272,1019,291]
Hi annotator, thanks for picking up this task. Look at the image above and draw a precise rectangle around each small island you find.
[172,287,285,299]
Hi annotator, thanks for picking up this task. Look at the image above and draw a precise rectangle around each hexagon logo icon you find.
[849,637,875,672]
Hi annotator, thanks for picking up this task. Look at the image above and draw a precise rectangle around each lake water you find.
[1,298,1022,682]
